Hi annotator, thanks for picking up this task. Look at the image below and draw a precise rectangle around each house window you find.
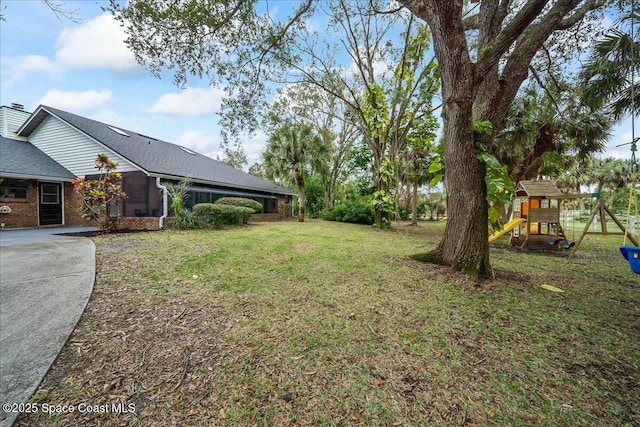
[0,179,29,198]
[40,183,59,204]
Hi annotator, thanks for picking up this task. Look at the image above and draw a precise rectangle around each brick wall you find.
[0,180,38,228]
[119,216,162,230]
[278,195,293,218]
[64,182,95,227]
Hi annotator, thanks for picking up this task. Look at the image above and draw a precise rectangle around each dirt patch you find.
[492,268,531,285]
[19,297,234,425]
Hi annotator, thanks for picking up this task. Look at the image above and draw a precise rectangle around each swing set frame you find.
[568,195,639,261]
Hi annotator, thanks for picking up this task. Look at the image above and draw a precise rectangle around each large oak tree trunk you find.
[421,1,490,278]
[436,88,490,278]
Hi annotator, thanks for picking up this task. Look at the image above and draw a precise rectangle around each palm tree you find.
[493,86,613,183]
[580,12,640,121]
[583,158,631,198]
[263,123,326,222]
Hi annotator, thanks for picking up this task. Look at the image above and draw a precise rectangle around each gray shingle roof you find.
[21,106,295,196]
[0,136,75,180]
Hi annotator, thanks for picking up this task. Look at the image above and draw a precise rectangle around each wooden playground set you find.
[488,15,640,274]
[489,179,640,275]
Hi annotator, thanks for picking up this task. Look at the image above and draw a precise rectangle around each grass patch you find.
[18,220,640,426]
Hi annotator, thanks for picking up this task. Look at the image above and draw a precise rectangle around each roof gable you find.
[21,108,140,177]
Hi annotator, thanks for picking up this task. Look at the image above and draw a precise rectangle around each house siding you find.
[29,115,138,177]
[0,106,30,139]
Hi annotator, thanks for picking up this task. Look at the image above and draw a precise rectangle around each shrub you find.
[324,200,374,225]
[72,154,125,232]
[172,209,199,229]
[215,197,263,213]
[193,203,254,226]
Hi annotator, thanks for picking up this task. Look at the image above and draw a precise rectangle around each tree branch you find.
[258,0,313,58]
[476,0,548,76]
[528,65,563,115]
[368,0,404,15]
[556,0,606,30]
[463,13,480,30]
[247,0,313,98]
[43,0,82,23]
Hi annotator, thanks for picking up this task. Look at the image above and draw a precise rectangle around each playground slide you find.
[488,218,526,243]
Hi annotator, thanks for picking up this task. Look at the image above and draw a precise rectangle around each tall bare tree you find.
[265,81,358,211]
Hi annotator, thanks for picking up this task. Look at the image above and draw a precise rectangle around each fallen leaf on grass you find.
[540,284,564,293]
[348,408,364,421]
[373,379,386,388]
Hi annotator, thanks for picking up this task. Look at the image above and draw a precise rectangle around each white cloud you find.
[243,130,269,165]
[33,89,112,112]
[608,150,626,160]
[605,129,633,160]
[178,128,268,167]
[2,55,62,87]
[149,87,226,116]
[346,58,390,80]
[179,130,222,157]
[18,54,59,74]
[55,14,139,72]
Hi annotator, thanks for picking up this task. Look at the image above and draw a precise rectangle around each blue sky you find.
[0,0,636,167]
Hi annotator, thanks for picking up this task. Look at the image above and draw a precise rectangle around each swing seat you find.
[619,245,640,274]
[561,240,575,249]
[548,236,562,246]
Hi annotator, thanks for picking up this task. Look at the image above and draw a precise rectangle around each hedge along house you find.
[0,104,295,229]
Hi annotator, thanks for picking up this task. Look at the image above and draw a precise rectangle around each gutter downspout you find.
[155,177,168,229]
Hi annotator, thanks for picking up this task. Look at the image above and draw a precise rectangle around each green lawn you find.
[21,220,639,426]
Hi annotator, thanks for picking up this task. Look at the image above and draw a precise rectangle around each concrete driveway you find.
[0,227,97,427]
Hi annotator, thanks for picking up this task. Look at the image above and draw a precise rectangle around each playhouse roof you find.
[515,180,564,197]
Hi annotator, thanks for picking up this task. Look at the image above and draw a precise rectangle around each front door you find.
[39,182,63,225]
